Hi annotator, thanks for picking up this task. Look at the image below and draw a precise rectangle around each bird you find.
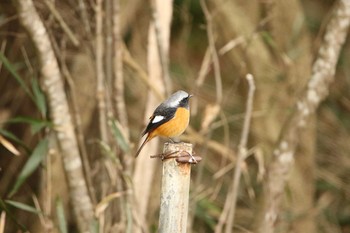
[135,90,193,157]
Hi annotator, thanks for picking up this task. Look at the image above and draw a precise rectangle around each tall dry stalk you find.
[262,1,315,232]
[215,74,255,233]
[113,0,129,139]
[95,0,109,143]
[15,0,95,232]
[132,0,172,232]
[200,0,223,105]
[258,0,350,232]
[150,0,172,96]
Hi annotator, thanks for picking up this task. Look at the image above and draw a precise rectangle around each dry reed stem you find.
[20,46,34,78]
[120,0,143,35]
[16,0,95,232]
[95,0,109,143]
[60,58,96,204]
[187,104,227,232]
[32,194,53,231]
[43,0,80,46]
[113,0,129,139]
[225,74,255,232]
[215,74,255,233]
[95,2,119,228]
[200,0,223,104]
[0,211,5,233]
[150,0,172,96]
[181,127,236,161]
[113,1,133,231]
[192,47,210,115]
[122,44,163,100]
[132,0,173,231]
[77,0,91,35]
[258,1,350,232]
[218,15,271,56]
[196,48,211,87]
[95,190,131,217]
[105,0,113,86]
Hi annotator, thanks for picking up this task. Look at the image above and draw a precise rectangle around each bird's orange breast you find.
[150,107,190,138]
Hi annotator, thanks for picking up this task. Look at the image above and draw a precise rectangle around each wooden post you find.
[158,142,193,233]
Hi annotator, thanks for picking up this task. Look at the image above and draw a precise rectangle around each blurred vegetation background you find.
[0,0,350,232]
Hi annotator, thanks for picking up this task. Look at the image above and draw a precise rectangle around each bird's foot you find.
[167,137,181,143]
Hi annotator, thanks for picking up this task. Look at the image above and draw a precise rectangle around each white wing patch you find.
[152,115,165,123]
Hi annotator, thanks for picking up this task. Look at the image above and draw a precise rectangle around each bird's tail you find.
[135,134,151,157]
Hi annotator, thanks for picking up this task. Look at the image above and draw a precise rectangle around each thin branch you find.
[215,74,255,233]
[200,0,223,104]
[61,61,96,204]
[225,74,255,233]
[77,0,92,36]
[258,0,350,232]
[52,37,96,205]
[95,0,109,143]
[32,194,53,231]
[196,47,211,87]
[192,47,210,115]
[113,0,129,139]
[113,1,133,232]
[218,15,272,56]
[105,0,113,85]
[43,0,80,46]
[181,127,236,162]
[122,44,163,100]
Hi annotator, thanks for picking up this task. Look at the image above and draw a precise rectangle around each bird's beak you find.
[189,94,194,98]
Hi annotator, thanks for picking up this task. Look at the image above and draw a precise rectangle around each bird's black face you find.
[179,94,192,109]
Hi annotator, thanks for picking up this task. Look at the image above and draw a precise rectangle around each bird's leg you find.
[168,137,175,143]
[168,137,181,143]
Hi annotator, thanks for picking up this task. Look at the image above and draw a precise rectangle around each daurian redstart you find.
[135,90,192,157]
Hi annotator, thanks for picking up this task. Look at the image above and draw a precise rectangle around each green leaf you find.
[6,116,52,135]
[97,140,116,160]
[0,128,29,152]
[31,78,47,117]
[55,197,68,233]
[9,139,49,197]
[0,51,33,100]
[260,31,277,49]
[0,52,47,116]
[90,218,99,233]
[110,119,130,153]
[5,200,40,214]
[0,198,27,231]
[196,198,221,230]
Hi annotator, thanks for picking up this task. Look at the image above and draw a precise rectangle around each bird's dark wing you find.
[141,106,177,136]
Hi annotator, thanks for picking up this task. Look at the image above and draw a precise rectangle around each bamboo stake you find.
[158,142,193,233]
